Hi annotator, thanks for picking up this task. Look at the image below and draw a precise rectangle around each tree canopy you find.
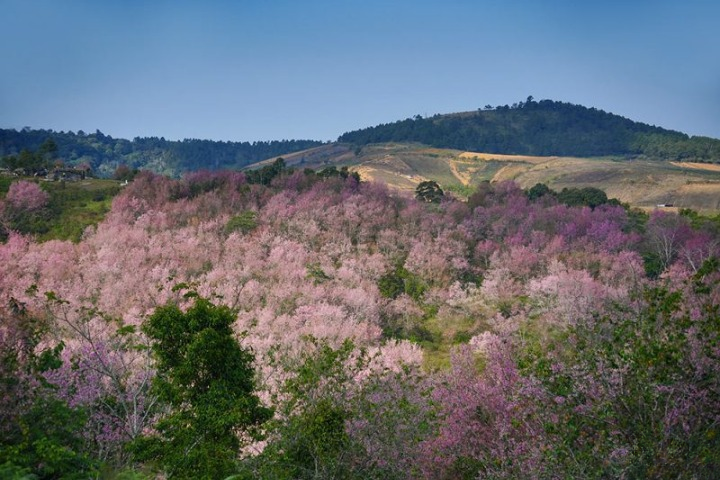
[0,129,323,178]
[135,293,272,479]
[415,180,445,203]
[339,98,720,161]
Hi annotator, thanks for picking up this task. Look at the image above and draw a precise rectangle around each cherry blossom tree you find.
[6,181,49,212]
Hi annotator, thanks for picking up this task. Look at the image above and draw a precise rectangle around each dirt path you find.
[448,159,472,186]
[670,161,720,172]
[459,151,558,165]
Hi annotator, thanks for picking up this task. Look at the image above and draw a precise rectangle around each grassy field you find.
[1,176,121,241]
[42,179,120,241]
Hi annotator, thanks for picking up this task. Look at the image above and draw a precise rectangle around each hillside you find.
[0,128,323,177]
[253,143,720,212]
[339,98,720,161]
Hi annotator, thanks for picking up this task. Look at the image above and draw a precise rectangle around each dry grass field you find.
[254,144,720,212]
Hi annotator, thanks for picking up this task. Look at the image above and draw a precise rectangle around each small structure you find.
[47,167,88,182]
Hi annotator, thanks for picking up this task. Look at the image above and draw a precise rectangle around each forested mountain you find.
[339,98,720,160]
[0,128,323,177]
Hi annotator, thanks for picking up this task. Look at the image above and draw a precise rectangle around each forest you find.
[1,167,719,479]
[0,128,323,178]
[339,98,720,160]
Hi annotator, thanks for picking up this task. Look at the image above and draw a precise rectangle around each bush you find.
[224,211,259,235]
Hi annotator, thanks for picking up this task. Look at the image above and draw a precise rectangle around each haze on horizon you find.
[1,0,719,143]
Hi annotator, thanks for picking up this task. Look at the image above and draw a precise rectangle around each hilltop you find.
[247,99,720,212]
[339,98,720,161]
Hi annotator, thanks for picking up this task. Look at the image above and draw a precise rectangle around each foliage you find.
[525,182,552,201]
[1,129,322,178]
[134,294,271,479]
[224,211,259,236]
[346,368,435,479]
[0,181,52,239]
[316,165,361,183]
[239,339,358,479]
[0,462,38,480]
[556,186,609,209]
[524,182,612,209]
[378,264,426,302]
[113,164,138,182]
[3,395,95,479]
[244,157,287,185]
[40,294,157,467]
[6,181,49,212]
[0,301,98,478]
[415,180,445,204]
[523,274,720,478]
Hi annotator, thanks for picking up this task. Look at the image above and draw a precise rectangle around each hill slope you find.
[257,143,720,212]
[339,98,720,161]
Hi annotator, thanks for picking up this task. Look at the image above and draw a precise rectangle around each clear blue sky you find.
[1,0,719,142]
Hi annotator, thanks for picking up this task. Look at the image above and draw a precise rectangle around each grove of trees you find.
[0,168,718,478]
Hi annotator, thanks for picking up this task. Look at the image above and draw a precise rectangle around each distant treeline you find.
[339,98,720,161]
[0,128,324,177]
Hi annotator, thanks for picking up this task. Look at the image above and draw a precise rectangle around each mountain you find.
[242,99,720,212]
[0,128,323,177]
[338,98,720,161]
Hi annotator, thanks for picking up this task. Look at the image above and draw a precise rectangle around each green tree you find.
[526,182,553,201]
[17,149,43,173]
[415,181,444,203]
[557,186,609,209]
[134,293,271,479]
[238,339,359,480]
[38,138,58,164]
[246,157,287,185]
[0,300,96,479]
[224,211,259,236]
[377,264,426,302]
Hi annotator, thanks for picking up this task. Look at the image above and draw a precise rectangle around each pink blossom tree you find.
[6,181,49,212]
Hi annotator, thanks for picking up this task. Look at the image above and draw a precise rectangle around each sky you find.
[1,0,719,142]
